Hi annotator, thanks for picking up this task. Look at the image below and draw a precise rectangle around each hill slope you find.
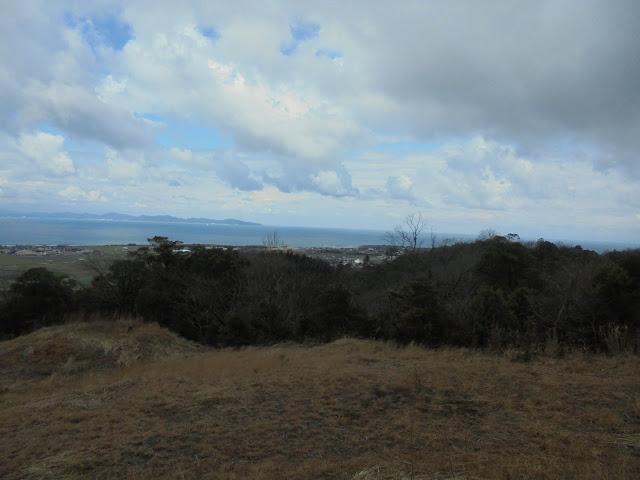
[0,319,203,389]
[1,323,639,479]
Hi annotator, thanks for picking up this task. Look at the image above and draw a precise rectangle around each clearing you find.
[1,320,639,479]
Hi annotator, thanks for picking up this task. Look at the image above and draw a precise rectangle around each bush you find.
[469,285,516,348]
[384,275,445,345]
[303,283,369,341]
[1,267,79,337]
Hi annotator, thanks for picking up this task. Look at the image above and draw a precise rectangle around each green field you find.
[0,246,137,286]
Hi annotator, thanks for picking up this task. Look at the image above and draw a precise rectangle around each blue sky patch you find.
[65,10,133,51]
[316,48,342,60]
[280,42,298,56]
[134,112,164,122]
[33,122,64,137]
[290,19,320,41]
[280,18,321,56]
[199,26,220,40]
[156,120,234,150]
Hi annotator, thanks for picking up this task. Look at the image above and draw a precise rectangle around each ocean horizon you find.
[0,217,637,253]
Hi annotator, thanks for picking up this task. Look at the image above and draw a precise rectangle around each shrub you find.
[1,267,79,336]
[384,275,445,345]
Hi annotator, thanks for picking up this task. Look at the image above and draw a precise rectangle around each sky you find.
[1,0,639,243]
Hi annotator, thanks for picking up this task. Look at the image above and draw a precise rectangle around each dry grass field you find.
[1,320,639,479]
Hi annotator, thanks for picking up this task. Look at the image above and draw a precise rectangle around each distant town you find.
[0,244,96,257]
[0,243,393,268]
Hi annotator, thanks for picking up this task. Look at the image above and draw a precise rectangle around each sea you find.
[0,217,637,253]
[0,217,393,248]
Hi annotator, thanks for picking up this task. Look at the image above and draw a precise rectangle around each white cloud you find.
[105,148,145,181]
[58,185,105,202]
[169,148,262,190]
[342,134,640,239]
[207,60,233,79]
[17,132,75,175]
[310,170,352,197]
[386,175,415,201]
[94,16,363,193]
[23,82,152,149]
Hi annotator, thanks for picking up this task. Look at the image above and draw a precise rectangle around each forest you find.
[1,234,639,355]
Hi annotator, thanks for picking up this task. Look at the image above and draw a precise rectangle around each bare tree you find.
[476,228,498,241]
[83,250,113,277]
[430,228,438,249]
[386,213,428,253]
[262,230,284,249]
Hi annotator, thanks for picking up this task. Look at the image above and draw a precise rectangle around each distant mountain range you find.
[3,211,261,226]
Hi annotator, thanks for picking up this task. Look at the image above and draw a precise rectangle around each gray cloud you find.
[21,82,152,148]
[5,1,640,170]
[386,175,415,201]
[0,2,151,149]
[342,1,640,172]
[260,157,358,197]
[170,148,263,192]
[213,154,263,191]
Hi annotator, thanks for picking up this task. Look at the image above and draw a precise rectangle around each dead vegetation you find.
[0,319,203,391]
[1,321,639,479]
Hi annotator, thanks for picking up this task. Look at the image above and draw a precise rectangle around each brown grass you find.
[1,321,639,479]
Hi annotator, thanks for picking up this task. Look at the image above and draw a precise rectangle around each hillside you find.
[0,319,203,390]
[1,321,639,479]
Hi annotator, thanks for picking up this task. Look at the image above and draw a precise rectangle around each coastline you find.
[1,217,638,253]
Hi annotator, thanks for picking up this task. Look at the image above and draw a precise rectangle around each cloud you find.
[315,48,342,61]
[257,157,358,198]
[94,8,363,194]
[201,58,361,159]
[58,185,105,202]
[23,82,152,149]
[386,175,415,201]
[17,132,75,175]
[65,10,133,51]
[343,1,640,173]
[216,163,262,192]
[170,148,262,191]
[5,1,640,175]
[105,148,145,181]
[342,132,640,238]
[1,1,639,241]
[309,170,354,197]
[0,2,152,150]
